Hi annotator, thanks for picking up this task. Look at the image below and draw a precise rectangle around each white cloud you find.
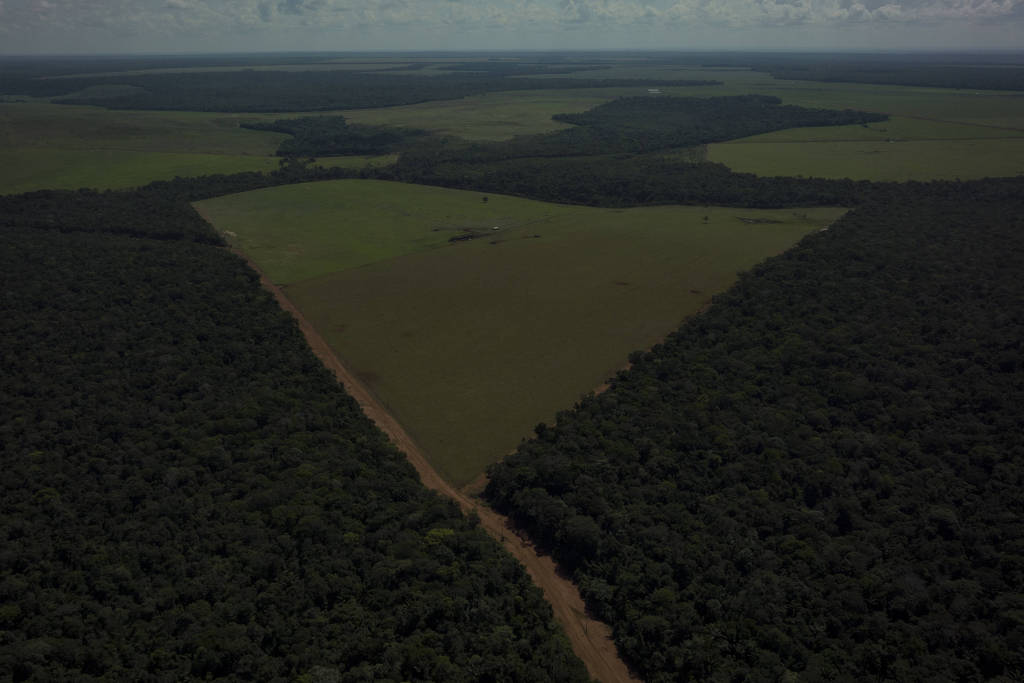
[0,0,1020,51]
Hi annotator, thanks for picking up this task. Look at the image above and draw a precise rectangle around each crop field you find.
[707,116,1024,181]
[197,179,844,485]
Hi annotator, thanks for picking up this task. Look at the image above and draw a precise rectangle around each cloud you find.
[0,0,1020,51]
[277,0,326,15]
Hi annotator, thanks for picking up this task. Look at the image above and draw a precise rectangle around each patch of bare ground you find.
[222,240,640,683]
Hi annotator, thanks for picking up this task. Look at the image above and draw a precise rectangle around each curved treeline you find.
[241,115,428,157]
[394,95,886,163]
[0,223,590,679]
[485,178,1024,681]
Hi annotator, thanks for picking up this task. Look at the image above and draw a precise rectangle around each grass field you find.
[198,179,843,485]
[707,116,1024,181]
[0,148,284,194]
[0,102,398,194]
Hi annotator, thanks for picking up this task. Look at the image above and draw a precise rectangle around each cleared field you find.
[198,179,843,485]
[707,116,1024,181]
[0,102,287,154]
[342,88,666,140]
[710,138,1024,181]
[0,102,397,194]
[0,148,284,194]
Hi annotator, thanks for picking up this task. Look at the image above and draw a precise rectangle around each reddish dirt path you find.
[226,245,641,683]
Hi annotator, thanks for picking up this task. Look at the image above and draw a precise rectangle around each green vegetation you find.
[0,102,286,194]
[0,148,282,195]
[0,191,590,682]
[40,69,715,113]
[241,115,428,157]
[405,95,885,163]
[485,178,1024,681]
[340,89,626,140]
[199,178,843,485]
[706,115,1024,181]
[0,102,285,155]
[710,137,1024,182]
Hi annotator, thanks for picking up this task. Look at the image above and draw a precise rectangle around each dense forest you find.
[485,178,1024,681]
[241,116,428,157]
[0,206,590,681]
[388,153,881,208]
[387,95,884,164]
[762,63,1024,91]
[0,68,716,112]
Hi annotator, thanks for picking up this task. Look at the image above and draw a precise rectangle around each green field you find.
[197,179,844,485]
[707,116,1024,181]
[0,148,284,194]
[0,102,400,193]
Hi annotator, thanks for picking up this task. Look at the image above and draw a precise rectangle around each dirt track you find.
[231,247,640,683]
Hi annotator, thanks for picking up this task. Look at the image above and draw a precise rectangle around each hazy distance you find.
[0,0,1022,55]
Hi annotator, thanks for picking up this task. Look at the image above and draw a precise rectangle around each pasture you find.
[0,102,399,194]
[198,179,843,485]
[707,116,1024,181]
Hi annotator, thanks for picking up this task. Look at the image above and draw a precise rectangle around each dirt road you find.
[231,247,640,683]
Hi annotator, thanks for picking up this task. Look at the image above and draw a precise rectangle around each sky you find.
[0,0,1022,54]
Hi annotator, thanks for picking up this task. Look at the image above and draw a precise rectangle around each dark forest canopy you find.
[0,68,717,112]
[392,95,887,163]
[0,219,590,682]
[388,153,880,208]
[241,115,429,157]
[484,178,1024,682]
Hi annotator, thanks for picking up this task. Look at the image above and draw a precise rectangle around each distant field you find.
[198,179,843,485]
[0,102,286,154]
[0,102,398,194]
[707,116,1024,181]
[0,148,284,194]
[710,139,1024,181]
[341,89,637,140]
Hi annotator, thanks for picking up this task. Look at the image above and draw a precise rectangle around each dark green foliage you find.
[546,95,886,155]
[394,95,886,163]
[485,179,1024,681]
[385,95,890,208]
[0,224,589,681]
[391,153,882,208]
[0,188,222,243]
[42,70,716,113]
[766,63,1024,91]
[241,115,428,157]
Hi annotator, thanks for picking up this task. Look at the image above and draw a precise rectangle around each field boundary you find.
[221,239,640,683]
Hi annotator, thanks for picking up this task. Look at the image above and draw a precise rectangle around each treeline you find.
[241,115,428,157]
[0,204,590,681]
[765,64,1024,91]
[389,153,882,208]
[484,178,1024,681]
[0,160,372,243]
[392,95,886,164]
[26,70,717,113]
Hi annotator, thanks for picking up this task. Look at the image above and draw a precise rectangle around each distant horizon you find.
[3,48,1024,58]
[2,0,1022,56]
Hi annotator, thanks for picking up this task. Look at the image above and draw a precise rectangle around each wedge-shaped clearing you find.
[197,179,843,486]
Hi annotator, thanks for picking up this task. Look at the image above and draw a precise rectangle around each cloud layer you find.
[0,0,1021,51]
